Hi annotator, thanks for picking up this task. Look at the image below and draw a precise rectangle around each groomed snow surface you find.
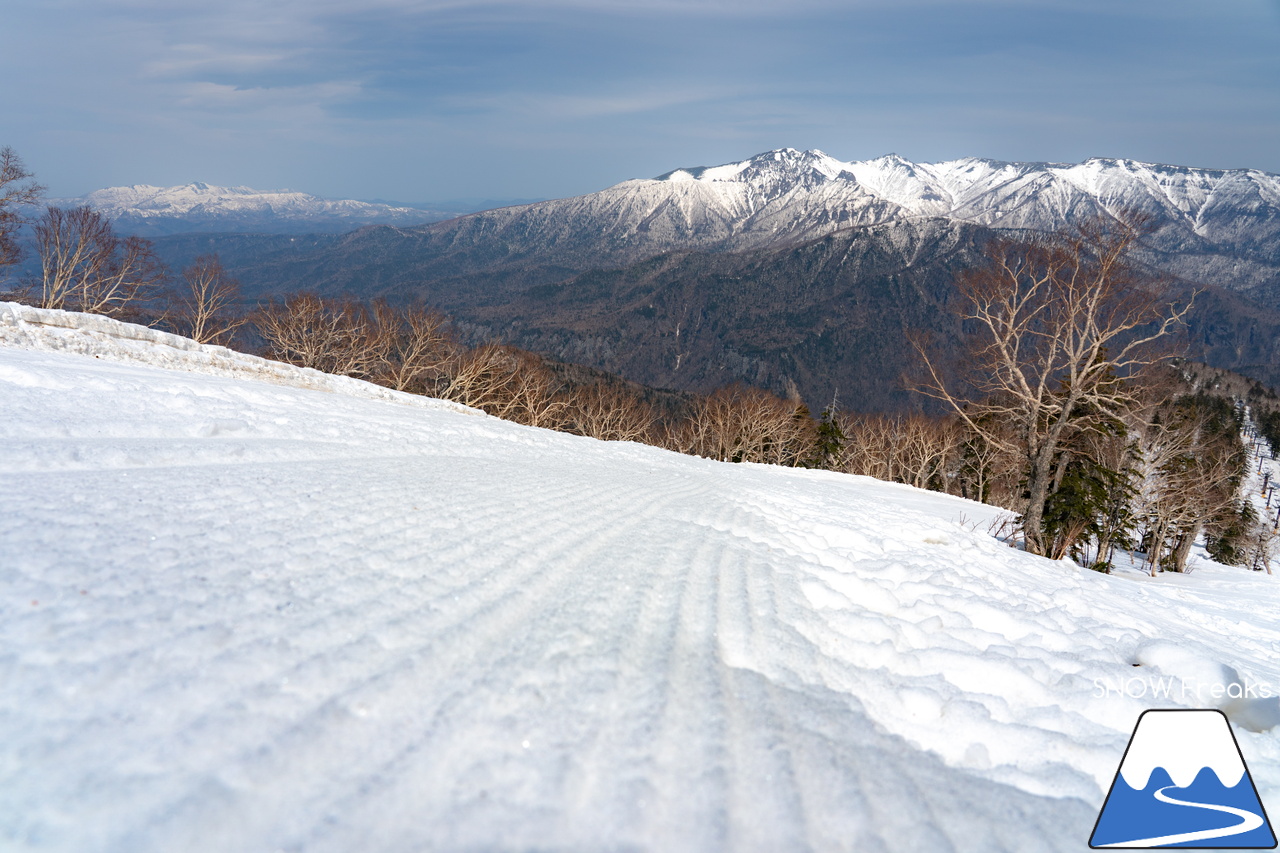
[3,302,1279,852]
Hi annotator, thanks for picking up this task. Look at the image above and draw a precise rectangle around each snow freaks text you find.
[1093,677,1276,702]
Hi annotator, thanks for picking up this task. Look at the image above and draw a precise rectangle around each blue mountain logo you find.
[1091,709,1276,848]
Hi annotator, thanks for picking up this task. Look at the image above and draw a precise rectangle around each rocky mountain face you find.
[146,149,1280,410]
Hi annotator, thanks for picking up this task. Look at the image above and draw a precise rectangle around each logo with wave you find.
[1091,709,1276,848]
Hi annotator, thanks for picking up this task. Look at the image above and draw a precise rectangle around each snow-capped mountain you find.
[50,182,463,236]
[662,148,1280,239]
[648,148,1280,291]
[134,149,1280,410]
[82,150,1280,291]
[258,147,1276,293]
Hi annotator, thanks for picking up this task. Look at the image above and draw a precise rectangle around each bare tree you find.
[895,415,962,491]
[255,292,388,378]
[567,384,656,443]
[835,413,961,491]
[443,343,525,413]
[443,343,568,428]
[0,147,44,275]
[953,414,1023,508]
[1126,394,1243,575]
[1247,524,1276,575]
[835,413,893,481]
[684,384,815,466]
[914,217,1192,555]
[34,206,166,316]
[174,254,245,345]
[370,302,456,393]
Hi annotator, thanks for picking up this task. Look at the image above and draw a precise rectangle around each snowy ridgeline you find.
[48,183,455,236]
[2,303,1280,852]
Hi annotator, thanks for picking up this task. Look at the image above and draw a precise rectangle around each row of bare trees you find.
[255,292,653,438]
[253,288,1253,575]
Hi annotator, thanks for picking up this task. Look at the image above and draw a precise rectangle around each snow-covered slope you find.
[3,304,1280,852]
[50,183,458,236]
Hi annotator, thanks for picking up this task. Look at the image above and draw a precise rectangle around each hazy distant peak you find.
[50,183,462,236]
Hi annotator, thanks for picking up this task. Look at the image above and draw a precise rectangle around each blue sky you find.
[3,0,1279,202]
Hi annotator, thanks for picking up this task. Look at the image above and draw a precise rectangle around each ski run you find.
[2,301,1279,852]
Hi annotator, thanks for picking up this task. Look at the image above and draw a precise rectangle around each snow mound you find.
[2,308,1279,852]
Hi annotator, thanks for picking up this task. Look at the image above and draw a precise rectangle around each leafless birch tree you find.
[34,206,166,316]
[0,147,44,274]
[914,217,1192,555]
[174,254,245,345]
[255,292,389,378]
[567,384,657,443]
[1126,393,1244,574]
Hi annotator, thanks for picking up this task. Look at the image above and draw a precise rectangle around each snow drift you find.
[2,303,1279,852]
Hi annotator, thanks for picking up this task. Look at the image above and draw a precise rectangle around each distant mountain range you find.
[143,149,1280,409]
[48,183,534,236]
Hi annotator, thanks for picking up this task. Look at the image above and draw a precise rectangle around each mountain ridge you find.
[84,149,1280,297]
[140,148,1280,409]
[48,182,473,236]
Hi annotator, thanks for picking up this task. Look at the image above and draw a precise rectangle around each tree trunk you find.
[1146,522,1167,576]
[1170,520,1202,573]
[1022,442,1060,556]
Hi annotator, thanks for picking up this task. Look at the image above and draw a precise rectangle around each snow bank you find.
[0,301,477,415]
[2,307,1279,852]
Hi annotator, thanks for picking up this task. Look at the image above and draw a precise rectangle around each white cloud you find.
[173,80,365,113]
[143,45,296,79]
[455,85,747,119]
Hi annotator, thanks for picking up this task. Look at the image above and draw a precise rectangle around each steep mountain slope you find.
[154,148,1280,299]
[837,153,1280,296]
[476,218,989,411]
[4,303,1280,851]
[141,149,1280,409]
[152,222,1280,412]
[52,183,462,236]
[470,220,1280,410]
